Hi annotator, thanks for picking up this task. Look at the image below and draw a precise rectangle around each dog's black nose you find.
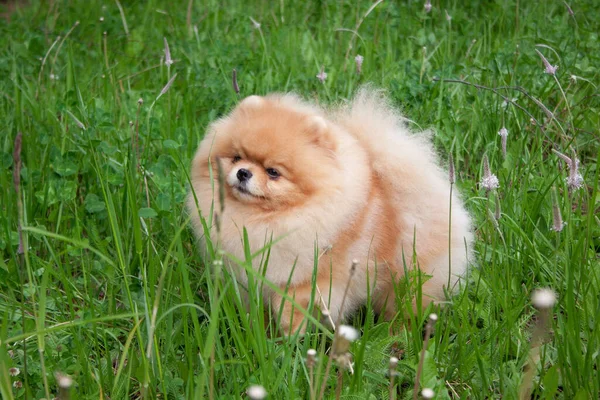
[236,168,252,182]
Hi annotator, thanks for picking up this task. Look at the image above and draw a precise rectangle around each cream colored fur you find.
[187,88,473,334]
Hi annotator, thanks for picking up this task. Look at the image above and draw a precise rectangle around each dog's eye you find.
[232,155,241,163]
[266,168,280,179]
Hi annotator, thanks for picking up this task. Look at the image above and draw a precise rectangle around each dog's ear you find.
[305,116,336,152]
[239,95,264,109]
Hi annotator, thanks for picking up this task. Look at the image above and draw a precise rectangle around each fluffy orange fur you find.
[187,88,473,334]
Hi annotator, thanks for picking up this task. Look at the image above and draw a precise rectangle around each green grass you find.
[1,0,599,398]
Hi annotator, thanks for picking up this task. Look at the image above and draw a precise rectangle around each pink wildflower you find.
[355,55,364,74]
[316,66,327,83]
[424,0,432,13]
[552,149,584,191]
[480,155,499,191]
[535,49,558,76]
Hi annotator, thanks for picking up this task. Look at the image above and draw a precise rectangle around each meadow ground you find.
[0,0,599,399]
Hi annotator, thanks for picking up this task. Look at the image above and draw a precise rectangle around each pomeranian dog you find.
[188,88,472,334]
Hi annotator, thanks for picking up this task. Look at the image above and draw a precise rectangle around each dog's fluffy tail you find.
[334,86,473,288]
[333,86,442,193]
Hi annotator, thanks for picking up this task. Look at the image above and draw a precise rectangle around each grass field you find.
[1,0,599,398]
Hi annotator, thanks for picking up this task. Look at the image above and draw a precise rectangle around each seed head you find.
[316,66,327,83]
[445,9,452,21]
[535,49,558,76]
[566,155,584,191]
[421,388,435,399]
[332,325,359,355]
[389,356,399,369]
[494,196,501,220]
[306,348,317,367]
[563,1,574,16]
[481,175,500,191]
[566,172,584,191]
[550,187,564,232]
[335,352,354,370]
[498,127,508,158]
[448,153,455,184]
[164,37,174,66]
[249,17,261,30]
[552,149,571,165]
[355,54,364,74]
[480,155,499,191]
[57,373,73,388]
[553,149,584,191]
[424,0,432,13]
[532,288,557,310]
[66,110,86,130]
[157,73,178,99]
[338,324,359,341]
[247,385,267,399]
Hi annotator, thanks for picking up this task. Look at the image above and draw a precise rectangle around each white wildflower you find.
[246,385,267,399]
[532,288,557,310]
[57,373,73,388]
[332,325,359,356]
[338,324,359,341]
